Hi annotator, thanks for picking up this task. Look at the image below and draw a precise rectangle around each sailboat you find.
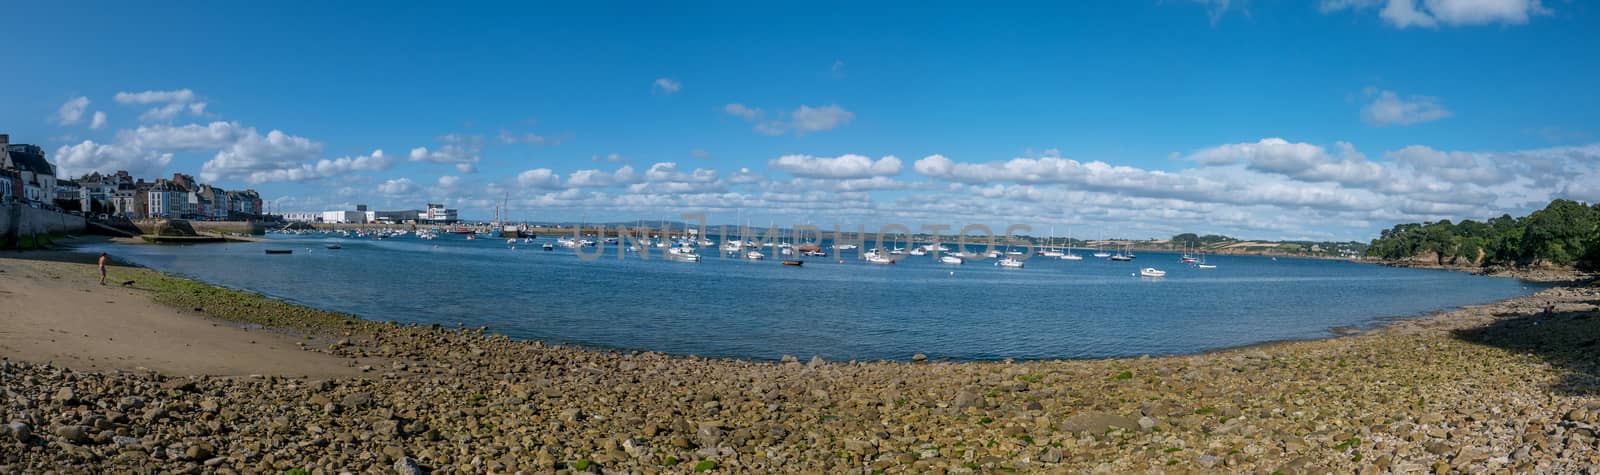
[1108,243,1134,261]
[1060,227,1083,260]
[1195,250,1216,269]
[1092,235,1111,258]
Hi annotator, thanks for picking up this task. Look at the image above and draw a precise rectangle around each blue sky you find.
[4,1,1597,240]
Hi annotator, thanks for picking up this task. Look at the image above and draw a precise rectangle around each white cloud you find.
[731,103,855,136]
[1361,89,1451,126]
[498,129,551,145]
[1321,0,1549,28]
[408,134,483,173]
[691,148,712,160]
[723,103,762,120]
[200,128,325,184]
[239,149,393,184]
[1188,138,1388,188]
[114,89,196,105]
[768,154,902,179]
[376,178,416,196]
[438,175,462,189]
[55,97,90,125]
[53,140,174,178]
[592,153,625,162]
[567,165,640,188]
[90,111,107,129]
[653,78,682,94]
[516,168,562,189]
[115,88,207,122]
[729,167,766,185]
[121,121,246,150]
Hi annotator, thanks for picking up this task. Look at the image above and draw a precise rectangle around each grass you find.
[1333,437,1362,450]
[663,456,680,466]
[129,267,380,333]
[573,459,593,470]
[1114,370,1134,380]
[693,460,718,472]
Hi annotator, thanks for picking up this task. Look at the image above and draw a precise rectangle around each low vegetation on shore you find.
[1366,199,1600,270]
[3,256,1599,473]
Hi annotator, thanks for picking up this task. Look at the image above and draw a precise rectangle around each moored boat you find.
[996,257,1024,268]
[1140,267,1167,277]
[782,259,804,266]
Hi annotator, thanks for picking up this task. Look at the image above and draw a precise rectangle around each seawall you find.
[0,203,86,248]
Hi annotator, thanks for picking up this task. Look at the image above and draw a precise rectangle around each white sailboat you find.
[1092,235,1111,258]
[1060,227,1083,260]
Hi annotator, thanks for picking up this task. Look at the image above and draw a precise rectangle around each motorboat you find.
[996,257,1024,268]
[802,250,829,257]
[836,244,858,251]
[782,259,804,266]
[1059,253,1083,261]
[864,249,895,264]
[940,255,964,265]
[324,244,342,250]
[542,243,554,251]
[746,250,765,260]
[667,246,701,262]
[1196,264,1217,269]
[908,248,927,256]
[1140,267,1167,278]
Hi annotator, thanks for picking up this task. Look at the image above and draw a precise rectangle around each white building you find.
[283,212,319,223]
[320,210,366,224]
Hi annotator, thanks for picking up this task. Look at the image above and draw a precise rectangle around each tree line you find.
[1365,199,1600,269]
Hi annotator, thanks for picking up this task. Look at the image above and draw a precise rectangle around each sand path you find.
[0,252,361,377]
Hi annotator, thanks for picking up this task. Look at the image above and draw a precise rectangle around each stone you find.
[1197,455,1219,468]
[697,423,724,447]
[54,387,76,403]
[6,422,32,443]
[912,353,928,362]
[954,390,980,409]
[780,355,798,364]
[55,425,90,444]
[342,392,374,408]
[1138,416,1159,431]
[807,355,825,368]
[395,456,424,475]
[1039,447,1063,463]
[1059,413,1140,435]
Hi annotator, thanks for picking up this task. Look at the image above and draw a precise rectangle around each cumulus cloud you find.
[653,78,682,94]
[768,154,902,179]
[730,103,855,136]
[729,167,766,185]
[55,97,90,125]
[1362,89,1451,126]
[566,165,640,188]
[115,88,207,122]
[1187,138,1388,188]
[200,128,325,184]
[376,178,416,196]
[53,140,174,178]
[516,168,562,189]
[238,150,393,184]
[409,134,483,173]
[1321,0,1549,28]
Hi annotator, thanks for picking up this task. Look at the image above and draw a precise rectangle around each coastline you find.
[3,247,1599,473]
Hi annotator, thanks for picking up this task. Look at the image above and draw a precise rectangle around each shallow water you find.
[86,233,1544,361]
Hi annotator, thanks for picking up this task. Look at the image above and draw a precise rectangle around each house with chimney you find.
[0,133,58,205]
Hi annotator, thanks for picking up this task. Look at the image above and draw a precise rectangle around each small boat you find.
[908,248,927,256]
[264,249,293,254]
[996,257,1024,268]
[1140,267,1166,278]
[746,251,765,260]
[782,259,804,266]
[1059,253,1083,261]
[324,244,342,250]
[836,244,858,251]
[864,249,895,265]
[667,246,701,262]
[1092,251,1111,258]
[1196,264,1217,269]
[802,250,828,257]
[940,255,964,265]
[542,243,554,251]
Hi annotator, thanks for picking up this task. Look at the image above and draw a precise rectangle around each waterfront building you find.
[0,134,58,204]
[423,203,458,224]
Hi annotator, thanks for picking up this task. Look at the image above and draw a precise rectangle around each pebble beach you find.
[3,252,1599,474]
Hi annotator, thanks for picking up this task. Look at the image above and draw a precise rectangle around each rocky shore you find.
[4,255,1600,474]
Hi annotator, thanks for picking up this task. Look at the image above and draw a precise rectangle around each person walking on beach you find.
[98,252,108,286]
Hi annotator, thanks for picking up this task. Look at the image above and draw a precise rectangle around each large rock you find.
[1058,412,1140,435]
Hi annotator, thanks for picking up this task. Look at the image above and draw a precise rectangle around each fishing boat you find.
[782,259,804,266]
[940,255,964,265]
[864,248,895,265]
[996,257,1024,268]
[264,249,293,254]
[1140,267,1167,278]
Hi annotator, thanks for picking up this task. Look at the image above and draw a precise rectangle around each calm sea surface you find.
[82,232,1543,361]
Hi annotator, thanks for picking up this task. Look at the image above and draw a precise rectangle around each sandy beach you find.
[3,249,1599,473]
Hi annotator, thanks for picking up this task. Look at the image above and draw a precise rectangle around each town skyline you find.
[4,2,1597,241]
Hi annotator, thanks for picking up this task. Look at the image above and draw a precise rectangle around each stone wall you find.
[1,203,87,247]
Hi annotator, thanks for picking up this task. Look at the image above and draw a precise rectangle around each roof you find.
[4,146,55,176]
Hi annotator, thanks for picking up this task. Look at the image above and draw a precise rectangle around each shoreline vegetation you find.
[3,247,1600,473]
